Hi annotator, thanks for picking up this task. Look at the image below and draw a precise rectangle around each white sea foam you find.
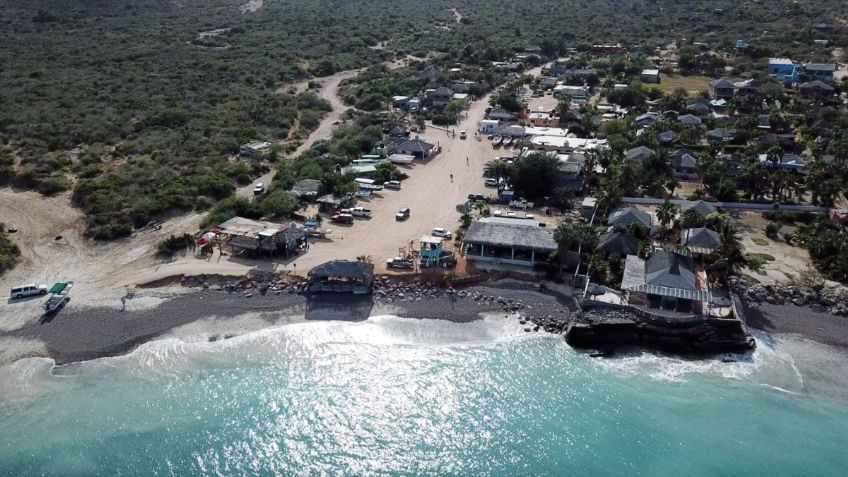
[0,313,531,403]
[592,330,848,400]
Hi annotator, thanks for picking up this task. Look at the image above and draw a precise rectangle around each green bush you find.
[0,226,21,275]
[764,221,780,238]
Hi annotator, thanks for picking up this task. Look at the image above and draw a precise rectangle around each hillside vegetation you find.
[1,0,845,239]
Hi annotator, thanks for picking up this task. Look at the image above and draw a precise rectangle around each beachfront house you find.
[217,217,306,258]
[462,219,557,269]
[596,231,639,257]
[621,249,710,314]
[307,260,374,294]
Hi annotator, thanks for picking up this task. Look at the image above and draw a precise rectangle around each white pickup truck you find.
[349,207,372,218]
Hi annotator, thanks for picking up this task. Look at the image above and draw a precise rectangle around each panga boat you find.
[43,281,73,313]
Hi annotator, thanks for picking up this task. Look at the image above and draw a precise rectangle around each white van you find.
[384,181,401,190]
[10,284,48,299]
[350,207,372,218]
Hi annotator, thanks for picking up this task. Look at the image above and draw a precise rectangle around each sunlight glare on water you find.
[1,315,847,476]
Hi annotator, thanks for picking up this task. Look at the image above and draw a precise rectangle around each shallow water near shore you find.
[1,315,847,476]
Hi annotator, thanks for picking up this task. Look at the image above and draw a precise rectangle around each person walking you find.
[450,174,453,182]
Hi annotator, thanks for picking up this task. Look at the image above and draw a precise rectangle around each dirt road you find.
[237,69,361,198]
[0,64,547,327]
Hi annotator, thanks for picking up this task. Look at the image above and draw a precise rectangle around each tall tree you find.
[656,199,678,238]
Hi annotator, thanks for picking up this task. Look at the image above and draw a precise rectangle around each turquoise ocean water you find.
[1,314,847,476]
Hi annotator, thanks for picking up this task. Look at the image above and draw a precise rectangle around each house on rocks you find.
[307,260,374,294]
[621,249,711,314]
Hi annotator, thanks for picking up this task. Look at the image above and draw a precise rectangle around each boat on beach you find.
[43,281,73,313]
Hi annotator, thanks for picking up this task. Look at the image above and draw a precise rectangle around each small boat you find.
[388,153,415,165]
[590,349,613,358]
[503,136,513,146]
[492,135,502,146]
[43,281,73,313]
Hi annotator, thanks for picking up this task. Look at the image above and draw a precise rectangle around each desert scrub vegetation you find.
[0,225,21,276]
[2,0,846,239]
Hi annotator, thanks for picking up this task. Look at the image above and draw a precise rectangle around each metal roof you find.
[463,221,557,252]
[609,207,652,229]
[308,260,374,280]
[645,250,697,291]
[597,232,639,256]
[681,227,721,250]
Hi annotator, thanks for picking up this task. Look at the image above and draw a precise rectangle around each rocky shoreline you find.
[732,277,848,315]
[2,271,847,366]
[565,302,756,356]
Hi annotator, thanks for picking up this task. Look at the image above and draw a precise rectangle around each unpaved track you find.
[237,69,360,198]
[0,64,545,327]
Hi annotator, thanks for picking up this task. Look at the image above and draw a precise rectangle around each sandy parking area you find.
[0,65,550,326]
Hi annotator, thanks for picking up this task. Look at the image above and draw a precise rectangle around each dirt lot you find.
[0,65,552,326]
[653,74,711,94]
[735,211,814,285]
[0,189,199,330]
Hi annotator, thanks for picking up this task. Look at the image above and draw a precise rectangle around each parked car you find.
[349,207,372,218]
[10,284,48,299]
[384,180,402,190]
[253,182,265,195]
[467,193,487,202]
[386,257,414,269]
[484,178,499,187]
[331,213,353,224]
[395,208,410,221]
[459,130,467,139]
[431,227,452,239]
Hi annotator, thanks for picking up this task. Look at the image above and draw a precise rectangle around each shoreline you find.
[0,278,846,367]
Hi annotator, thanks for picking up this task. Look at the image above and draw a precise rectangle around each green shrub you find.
[764,221,780,238]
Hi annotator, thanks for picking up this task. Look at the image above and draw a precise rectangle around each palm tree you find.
[556,98,570,127]
[656,199,678,238]
[483,159,511,183]
[712,222,746,285]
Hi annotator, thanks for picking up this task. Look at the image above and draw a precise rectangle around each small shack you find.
[419,236,455,268]
[307,260,374,294]
[217,217,306,257]
[317,194,355,213]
